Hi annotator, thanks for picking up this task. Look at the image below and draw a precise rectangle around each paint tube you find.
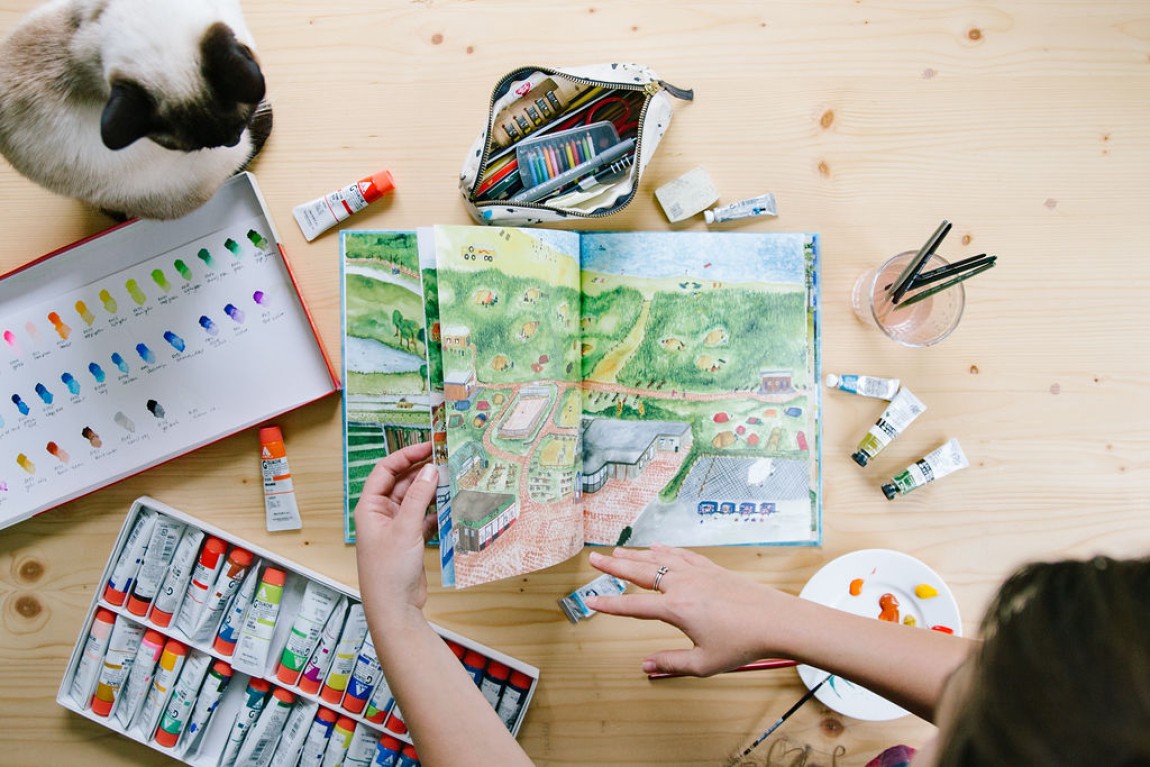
[213,564,261,656]
[479,661,509,710]
[320,603,368,704]
[267,697,319,767]
[260,426,302,531]
[321,716,357,767]
[342,631,381,714]
[127,517,187,616]
[103,510,156,606]
[882,438,969,500]
[232,567,287,674]
[181,660,234,753]
[292,170,396,241]
[235,687,296,767]
[373,735,404,767]
[462,650,487,686]
[496,670,532,730]
[344,722,382,767]
[363,671,394,724]
[69,608,116,706]
[703,192,778,224]
[218,677,271,767]
[298,596,349,694]
[185,547,254,644]
[174,536,228,637]
[90,617,146,717]
[397,743,420,767]
[114,629,166,727]
[851,387,927,467]
[559,573,628,623]
[150,528,204,627]
[134,638,187,736]
[298,707,339,766]
[276,580,341,685]
[153,649,211,748]
[825,373,900,401]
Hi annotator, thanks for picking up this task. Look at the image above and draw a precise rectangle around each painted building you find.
[758,370,793,394]
[444,369,477,402]
[580,418,692,494]
[441,325,470,351]
[448,440,488,489]
[453,490,519,553]
[529,436,578,500]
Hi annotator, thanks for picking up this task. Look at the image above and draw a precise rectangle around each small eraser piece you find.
[655,166,720,223]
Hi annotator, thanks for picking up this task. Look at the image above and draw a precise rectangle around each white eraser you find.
[654,166,720,223]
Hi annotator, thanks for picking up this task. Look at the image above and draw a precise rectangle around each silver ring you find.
[653,565,669,592]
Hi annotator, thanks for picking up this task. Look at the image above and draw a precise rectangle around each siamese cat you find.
[0,0,272,220]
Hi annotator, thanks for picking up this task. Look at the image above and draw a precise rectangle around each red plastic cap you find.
[298,674,321,695]
[248,677,272,693]
[141,629,166,653]
[334,716,356,734]
[228,548,254,567]
[342,693,367,714]
[200,537,227,567]
[316,707,338,723]
[462,650,487,669]
[94,607,116,624]
[401,744,418,757]
[380,735,402,750]
[150,605,174,627]
[261,567,286,587]
[445,640,465,659]
[509,670,532,688]
[259,426,284,444]
[487,661,510,681]
[361,170,395,203]
[213,634,237,655]
[386,715,407,735]
[320,684,344,704]
[154,726,180,748]
[275,661,302,686]
[102,582,128,606]
[162,638,188,657]
[90,695,115,717]
[126,592,152,616]
[212,660,234,677]
[273,688,296,704]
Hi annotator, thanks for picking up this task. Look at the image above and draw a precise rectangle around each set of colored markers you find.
[58,498,539,766]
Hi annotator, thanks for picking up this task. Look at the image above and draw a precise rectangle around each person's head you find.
[924,556,1150,766]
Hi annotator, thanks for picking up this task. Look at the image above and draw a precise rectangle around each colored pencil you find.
[889,220,952,304]
[736,676,831,760]
[647,657,798,680]
[895,259,997,309]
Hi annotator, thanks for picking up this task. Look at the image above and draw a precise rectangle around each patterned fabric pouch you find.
[460,63,693,226]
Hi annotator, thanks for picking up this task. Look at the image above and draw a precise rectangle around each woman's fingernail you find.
[588,551,602,563]
[418,463,438,482]
[641,660,656,673]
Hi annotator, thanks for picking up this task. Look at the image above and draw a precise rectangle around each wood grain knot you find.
[431,33,444,45]
[961,233,972,245]
[1050,382,1061,395]
[817,161,831,177]
[969,364,980,375]
[17,559,44,583]
[466,45,475,55]
[968,28,982,41]
[14,595,42,619]
[820,110,835,129]
[820,716,844,736]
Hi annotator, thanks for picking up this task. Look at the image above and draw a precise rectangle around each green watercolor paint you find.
[174,259,193,281]
[224,238,242,257]
[197,248,214,268]
[98,289,118,314]
[151,268,171,292]
[246,229,270,250]
[125,279,146,305]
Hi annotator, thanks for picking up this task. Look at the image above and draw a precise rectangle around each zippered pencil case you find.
[460,63,693,226]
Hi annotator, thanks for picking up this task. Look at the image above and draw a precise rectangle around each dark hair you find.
[938,556,1150,766]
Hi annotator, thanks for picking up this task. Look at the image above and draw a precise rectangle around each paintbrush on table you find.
[727,675,832,764]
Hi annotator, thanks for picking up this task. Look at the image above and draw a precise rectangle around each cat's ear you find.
[202,23,265,105]
[100,82,155,150]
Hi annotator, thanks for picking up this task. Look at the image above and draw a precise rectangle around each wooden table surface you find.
[1,1,1148,764]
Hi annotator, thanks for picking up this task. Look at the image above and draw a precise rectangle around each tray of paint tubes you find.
[57,496,539,767]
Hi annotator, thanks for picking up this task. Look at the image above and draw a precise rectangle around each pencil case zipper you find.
[469,66,693,218]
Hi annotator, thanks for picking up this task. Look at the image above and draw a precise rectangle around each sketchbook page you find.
[340,231,432,543]
[577,231,821,548]
[432,225,584,588]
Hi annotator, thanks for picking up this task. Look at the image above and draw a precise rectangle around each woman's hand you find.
[354,442,438,627]
[585,544,794,677]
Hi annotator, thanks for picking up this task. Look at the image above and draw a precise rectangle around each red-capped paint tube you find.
[496,670,532,730]
[135,638,188,737]
[319,603,368,703]
[218,677,272,767]
[173,536,228,637]
[292,170,395,241]
[181,660,234,752]
[297,707,339,766]
[260,426,302,531]
[343,722,381,767]
[322,716,357,766]
[373,735,404,767]
[342,631,380,714]
[462,649,487,686]
[397,743,419,767]
[479,660,510,710]
[114,629,166,728]
[149,528,205,627]
[233,566,287,673]
[297,597,350,694]
[153,650,212,748]
[127,516,187,616]
[69,608,117,706]
[103,510,156,606]
[90,618,146,717]
[235,687,296,765]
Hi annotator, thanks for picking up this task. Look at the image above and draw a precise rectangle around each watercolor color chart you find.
[0,173,339,530]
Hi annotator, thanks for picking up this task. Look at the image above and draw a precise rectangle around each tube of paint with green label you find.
[181,660,234,753]
[882,438,969,500]
[103,510,156,606]
[219,677,271,767]
[851,387,927,467]
[275,580,341,686]
[153,649,211,748]
[298,596,349,695]
[90,617,146,717]
[233,567,286,674]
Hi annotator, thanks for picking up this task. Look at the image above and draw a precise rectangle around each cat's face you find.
[89,2,266,152]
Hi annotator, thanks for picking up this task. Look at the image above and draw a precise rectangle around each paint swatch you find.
[252,290,268,306]
[135,343,156,364]
[34,382,53,405]
[3,329,19,355]
[198,315,219,336]
[247,229,270,250]
[99,289,118,314]
[197,248,215,269]
[111,353,129,375]
[174,259,194,282]
[24,321,39,341]
[151,268,172,293]
[46,441,69,463]
[163,331,186,353]
[62,372,81,396]
[225,304,245,323]
[16,453,35,474]
[12,394,30,416]
[76,300,96,326]
[225,238,242,257]
[147,399,166,419]
[82,426,103,448]
[48,312,71,340]
[114,411,135,433]
[126,279,146,306]
[89,362,106,383]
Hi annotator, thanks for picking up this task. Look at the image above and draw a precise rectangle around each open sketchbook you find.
[342,226,821,588]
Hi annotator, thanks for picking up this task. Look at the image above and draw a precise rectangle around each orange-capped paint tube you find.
[260,426,302,531]
[292,170,395,241]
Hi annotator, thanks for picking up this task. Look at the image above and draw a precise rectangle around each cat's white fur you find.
[0,0,268,219]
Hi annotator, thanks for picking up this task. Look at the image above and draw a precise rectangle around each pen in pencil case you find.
[544,153,634,200]
[510,138,635,204]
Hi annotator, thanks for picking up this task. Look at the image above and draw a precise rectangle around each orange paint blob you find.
[931,625,954,634]
[849,578,864,596]
[878,593,900,622]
